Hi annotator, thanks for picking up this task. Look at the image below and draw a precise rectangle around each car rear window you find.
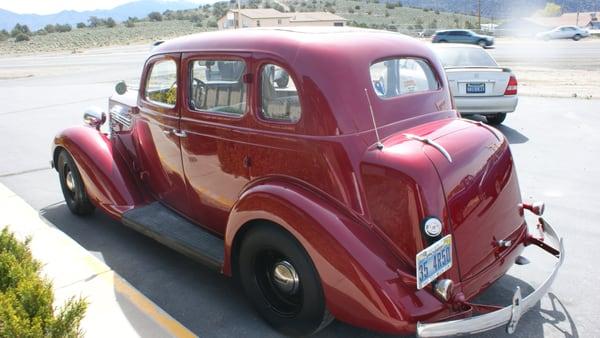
[189,59,247,116]
[370,58,439,98]
[434,47,498,68]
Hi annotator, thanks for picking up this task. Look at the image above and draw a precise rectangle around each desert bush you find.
[106,17,117,28]
[76,22,86,29]
[14,33,30,42]
[56,24,72,33]
[385,3,396,9]
[207,19,218,28]
[0,29,9,41]
[125,19,135,28]
[148,11,163,21]
[44,24,56,33]
[0,228,87,337]
[11,24,31,37]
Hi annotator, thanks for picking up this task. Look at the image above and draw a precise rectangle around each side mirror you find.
[83,106,106,130]
[115,81,127,95]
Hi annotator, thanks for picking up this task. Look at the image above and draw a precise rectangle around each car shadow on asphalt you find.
[39,202,396,338]
[463,116,529,144]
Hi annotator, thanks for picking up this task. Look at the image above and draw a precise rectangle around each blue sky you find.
[0,0,209,15]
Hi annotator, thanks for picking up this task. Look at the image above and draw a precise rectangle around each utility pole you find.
[477,0,481,30]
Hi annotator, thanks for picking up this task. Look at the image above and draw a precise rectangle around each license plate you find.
[416,235,453,289]
[466,83,486,93]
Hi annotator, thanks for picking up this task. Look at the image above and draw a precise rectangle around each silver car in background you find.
[433,44,518,125]
[536,25,591,41]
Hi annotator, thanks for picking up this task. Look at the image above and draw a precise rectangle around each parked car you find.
[536,25,590,40]
[432,29,494,47]
[432,44,518,124]
[51,28,563,337]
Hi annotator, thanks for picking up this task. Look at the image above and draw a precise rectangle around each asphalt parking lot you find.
[1,39,599,337]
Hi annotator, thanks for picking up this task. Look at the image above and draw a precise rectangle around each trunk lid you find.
[446,67,511,97]
[418,119,524,280]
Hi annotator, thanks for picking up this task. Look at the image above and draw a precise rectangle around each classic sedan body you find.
[433,44,518,125]
[51,27,562,337]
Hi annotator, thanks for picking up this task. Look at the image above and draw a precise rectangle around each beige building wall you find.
[290,20,345,27]
[240,16,290,28]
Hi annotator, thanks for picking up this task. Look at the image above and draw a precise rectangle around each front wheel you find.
[238,224,333,336]
[57,150,95,216]
[486,113,507,125]
[573,34,581,41]
[478,39,487,48]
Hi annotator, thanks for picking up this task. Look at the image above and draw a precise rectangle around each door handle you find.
[172,129,187,138]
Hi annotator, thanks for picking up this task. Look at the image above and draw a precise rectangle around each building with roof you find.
[218,9,346,30]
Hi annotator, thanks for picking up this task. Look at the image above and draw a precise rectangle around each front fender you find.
[224,179,448,334]
[53,126,145,219]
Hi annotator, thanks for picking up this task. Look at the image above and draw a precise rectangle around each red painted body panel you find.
[52,126,147,219]
[52,28,536,335]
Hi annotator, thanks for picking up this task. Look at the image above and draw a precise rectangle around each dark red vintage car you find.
[51,27,563,336]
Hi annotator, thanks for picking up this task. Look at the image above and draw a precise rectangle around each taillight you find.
[504,75,518,95]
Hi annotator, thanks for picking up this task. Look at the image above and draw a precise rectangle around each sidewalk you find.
[0,183,196,338]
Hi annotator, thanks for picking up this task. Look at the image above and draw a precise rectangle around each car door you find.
[179,53,252,234]
[136,53,190,215]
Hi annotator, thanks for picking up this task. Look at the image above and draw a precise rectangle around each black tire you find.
[486,113,507,125]
[238,224,333,336]
[438,39,448,43]
[477,39,487,48]
[57,150,95,216]
[573,34,581,41]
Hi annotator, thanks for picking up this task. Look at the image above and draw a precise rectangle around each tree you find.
[56,24,72,32]
[537,2,561,17]
[76,22,86,29]
[11,24,31,37]
[106,17,116,28]
[148,11,163,21]
[465,20,474,29]
[88,16,102,28]
[207,19,218,28]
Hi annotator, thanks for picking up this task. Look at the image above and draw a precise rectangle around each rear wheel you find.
[486,113,507,125]
[573,34,581,41]
[57,150,95,216]
[238,224,333,336]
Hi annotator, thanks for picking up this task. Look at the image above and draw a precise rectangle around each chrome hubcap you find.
[272,260,299,295]
[65,171,75,192]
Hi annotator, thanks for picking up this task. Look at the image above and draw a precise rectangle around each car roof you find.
[152,27,416,56]
[430,44,482,50]
[435,29,472,34]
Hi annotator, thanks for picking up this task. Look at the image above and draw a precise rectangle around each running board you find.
[122,202,224,271]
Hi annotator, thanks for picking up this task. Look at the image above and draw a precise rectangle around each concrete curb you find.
[0,183,197,338]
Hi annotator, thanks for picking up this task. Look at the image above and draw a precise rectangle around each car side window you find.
[189,59,247,115]
[260,64,301,123]
[370,58,439,98]
[145,60,177,107]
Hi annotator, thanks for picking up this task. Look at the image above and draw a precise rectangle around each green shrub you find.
[106,18,116,28]
[0,29,10,41]
[76,22,86,29]
[14,33,30,42]
[0,228,87,337]
[148,11,163,22]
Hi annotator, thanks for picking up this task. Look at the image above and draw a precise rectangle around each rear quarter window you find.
[370,58,439,98]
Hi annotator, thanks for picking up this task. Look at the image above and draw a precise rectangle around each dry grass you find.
[0,21,208,56]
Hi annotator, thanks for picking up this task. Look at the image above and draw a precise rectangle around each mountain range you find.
[0,0,205,31]
[396,0,599,18]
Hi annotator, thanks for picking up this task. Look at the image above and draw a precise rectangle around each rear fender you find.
[53,126,146,219]
[224,179,447,334]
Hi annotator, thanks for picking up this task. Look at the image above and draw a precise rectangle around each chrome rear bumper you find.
[417,219,564,337]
